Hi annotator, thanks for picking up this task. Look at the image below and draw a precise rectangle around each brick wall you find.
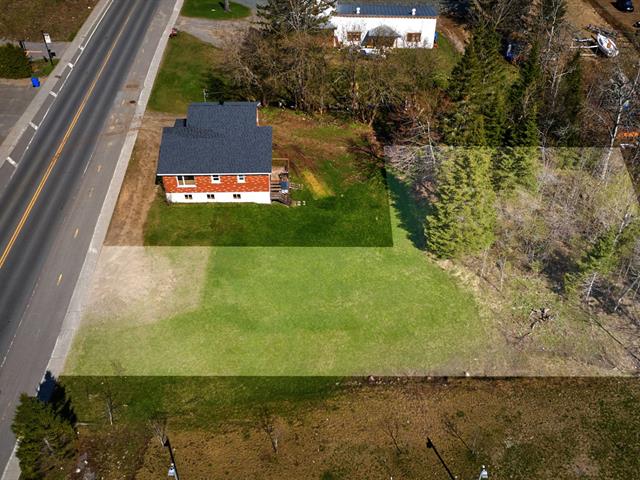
[162,174,270,194]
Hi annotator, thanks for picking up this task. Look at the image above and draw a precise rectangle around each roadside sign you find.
[43,33,52,44]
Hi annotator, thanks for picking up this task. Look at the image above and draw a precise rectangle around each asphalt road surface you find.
[0,0,161,472]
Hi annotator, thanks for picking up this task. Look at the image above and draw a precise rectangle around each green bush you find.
[0,43,31,78]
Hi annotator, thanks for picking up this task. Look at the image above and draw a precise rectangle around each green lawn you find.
[181,0,251,20]
[66,201,484,375]
[148,33,222,115]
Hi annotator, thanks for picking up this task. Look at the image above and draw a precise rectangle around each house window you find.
[406,32,421,43]
[207,194,215,199]
[211,175,221,183]
[347,31,361,42]
[233,194,241,199]
[184,194,193,200]
[177,175,195,187]
[237,174,246,183]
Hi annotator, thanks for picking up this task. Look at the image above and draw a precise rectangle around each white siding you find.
[331,15,437,49]
[166,191,271,204]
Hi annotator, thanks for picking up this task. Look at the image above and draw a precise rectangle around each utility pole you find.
[164,437,180,480]
[426,437,456,480]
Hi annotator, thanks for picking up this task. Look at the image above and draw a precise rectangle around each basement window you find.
[207,194,215,199]
[184,194,193,200]
[233,194,241,199]
[177,175,195,186]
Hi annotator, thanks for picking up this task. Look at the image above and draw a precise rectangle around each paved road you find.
[0,0,162,472]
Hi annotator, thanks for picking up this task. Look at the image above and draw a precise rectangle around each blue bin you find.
[31,77,40,88]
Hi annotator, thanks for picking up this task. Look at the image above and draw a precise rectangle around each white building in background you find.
[329,2,439,50]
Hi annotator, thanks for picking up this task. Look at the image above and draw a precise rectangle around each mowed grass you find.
[66,207,483,376]
[181,0,251,19]
[144,110,393,247]
[148,33,221,115]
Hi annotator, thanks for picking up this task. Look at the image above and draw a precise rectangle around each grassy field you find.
[59,376,640,479]
[181,0,251,19]
[145,110,393,247]
[0,0,97,41]
[148,33,223,115]
[66,206,483,375]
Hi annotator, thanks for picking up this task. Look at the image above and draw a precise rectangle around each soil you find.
[104,111,176,245]
[174,14,256,48]
[81,246,210,328]
[437,15,470,53]
[0,0,98,41]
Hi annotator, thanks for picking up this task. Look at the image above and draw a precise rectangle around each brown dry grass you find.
[123,378,640,480]
[0,0,97,41]
[105,112,176,245]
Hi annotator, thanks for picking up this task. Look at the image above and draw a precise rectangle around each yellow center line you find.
[0,6,135,270]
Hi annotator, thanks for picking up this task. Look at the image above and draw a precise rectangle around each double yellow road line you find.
[0,6,135,270]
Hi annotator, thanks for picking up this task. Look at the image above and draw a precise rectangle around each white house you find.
[329,2,438,51]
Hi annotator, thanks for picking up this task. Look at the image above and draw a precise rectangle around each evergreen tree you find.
[12,394,77,479]
[496,43,542,191]
[0,43,31,79]
[443,25,507,147]
[257,0,335,35]
[564,227,618,297]
[426,148,496,258]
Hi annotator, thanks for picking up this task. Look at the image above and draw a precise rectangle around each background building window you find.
[211,175,221,183]
[237,174,246,183]
[406,32,421,43]
[177,175,195,186]
[347,31,361,42]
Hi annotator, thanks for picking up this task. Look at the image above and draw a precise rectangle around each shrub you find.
[0,43,31,78]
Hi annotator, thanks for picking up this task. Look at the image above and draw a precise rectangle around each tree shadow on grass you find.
[37,370,77,425]
[386,173,429,250]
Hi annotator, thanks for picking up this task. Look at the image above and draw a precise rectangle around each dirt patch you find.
[438,15,469,52]
[82,247,210,327]
[174,14,256,48]
[584,0,640,49]
[127,378,639,479]
[0,0,97,41]
[105,111,176,245]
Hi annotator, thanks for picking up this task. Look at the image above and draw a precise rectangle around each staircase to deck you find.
[270,180,291,205]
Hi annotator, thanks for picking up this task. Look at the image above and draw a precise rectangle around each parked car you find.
[615,0,634,12]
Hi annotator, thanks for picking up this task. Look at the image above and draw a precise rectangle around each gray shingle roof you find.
[157,102,272,175]
[336,2,438,17]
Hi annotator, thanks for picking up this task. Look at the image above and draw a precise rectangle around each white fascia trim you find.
[160,172,271,176]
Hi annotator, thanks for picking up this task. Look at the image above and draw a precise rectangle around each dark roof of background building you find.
[157,102,272,175]
[335,2,438,17]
